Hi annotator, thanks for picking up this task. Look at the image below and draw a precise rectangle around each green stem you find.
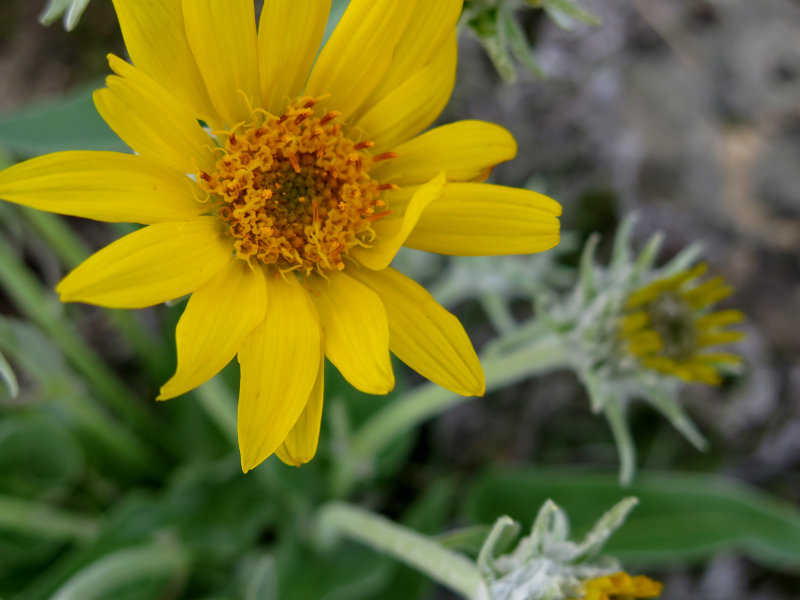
[0,494,99,541]
[351,333,567,461]
[317,502,483,599]
[480,291,517,336]
[52,542,188,600]
[605,397,636,486]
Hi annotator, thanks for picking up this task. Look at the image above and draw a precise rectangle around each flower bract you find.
[0,0,561,471]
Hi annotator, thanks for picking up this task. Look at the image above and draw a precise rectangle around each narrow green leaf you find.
[0,350,17,398]
[464,468,800,568]
[0,86,125,157]
[51,543,188,600]
[40,0,93,30]
[500,7,543,78]
[540,0,601,29]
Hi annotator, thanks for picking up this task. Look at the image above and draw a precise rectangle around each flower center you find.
[197,97,395,273]
[645,291,697,360]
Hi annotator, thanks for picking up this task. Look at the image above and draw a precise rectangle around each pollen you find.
[197,97,391,273]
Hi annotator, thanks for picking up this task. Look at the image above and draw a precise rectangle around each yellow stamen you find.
[197,97,388,274]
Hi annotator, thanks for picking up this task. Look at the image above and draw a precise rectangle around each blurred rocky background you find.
[0,0,798,598]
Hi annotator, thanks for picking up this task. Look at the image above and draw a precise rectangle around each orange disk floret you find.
[198,97,391,274]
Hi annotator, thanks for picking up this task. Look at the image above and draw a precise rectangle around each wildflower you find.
[540,217,744,482]
[0,0,560,471]
[621,263,745,386]
[476,498,662,600]
[576,572,662,600]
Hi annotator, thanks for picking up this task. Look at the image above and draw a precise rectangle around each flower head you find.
[476,498,662,600]
[540,217,744,483]
[576,572,662,600]
[0,0,560,471]
[621,263,744,385]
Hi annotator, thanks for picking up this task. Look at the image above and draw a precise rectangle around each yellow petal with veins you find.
[0,151,202,224]
[309,271,393,395]
[57,218,232,309]
[366,0,462,106]
[111,0,217,122]
[275,349,325,467]
[258,0,331,114]
[237,275,321,472]
[306,0,416,120]
[357,33,457,153]
[404,183,561,256]
[95,56,217,174]
[372,121,517,186]
[183,0,261,127]
[350,267,484,397]
[159,260,267,400]
[350,173,446,270]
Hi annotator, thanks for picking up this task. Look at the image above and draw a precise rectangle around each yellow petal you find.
[366,0,462,105]
[356,32,457,152]
[0,151,203,224]
[371,120,517,186]
[258,0,331,114]
[237,275,321,472]
[305,0,416,121]
[111,0,217,122]
[158,261,267,400]
[350,173,446,270]
[309,272,393,395]
[695,309,745,331]
[182,0,261,127]
[275,349,325,467]
[403,182,561,256]
[57,218,232,309]
[95,56,217,174]
[350,267,484,397]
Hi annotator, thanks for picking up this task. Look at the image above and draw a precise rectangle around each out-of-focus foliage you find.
[462,0,599,81]
[0,87,124,157]
[464,469,800,569]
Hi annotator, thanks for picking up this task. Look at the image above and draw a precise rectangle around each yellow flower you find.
[0,0,561,471]
[621,263,744,385]
[576,572,663,600]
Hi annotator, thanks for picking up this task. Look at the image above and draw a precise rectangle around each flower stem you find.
[317,502,483,599]
[350,333,567,462]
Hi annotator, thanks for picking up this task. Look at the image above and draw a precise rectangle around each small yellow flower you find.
[576,572,663,600]
[0,0,561,471]
[621,263,744,385]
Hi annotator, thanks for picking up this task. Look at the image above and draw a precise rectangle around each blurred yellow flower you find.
[622,263,744,385]
[0,0,560,471]
[577,571,663,600]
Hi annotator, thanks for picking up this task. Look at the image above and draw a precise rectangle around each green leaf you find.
[0,86,125,158]
[51,542,188,600]
[500,7,543,78]
[540,0,601,29]
[463,468,800,569]
[40,0,93,31]
[0,351,17,398]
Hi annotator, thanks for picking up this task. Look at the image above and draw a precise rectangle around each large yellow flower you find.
[0,0,560,471]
